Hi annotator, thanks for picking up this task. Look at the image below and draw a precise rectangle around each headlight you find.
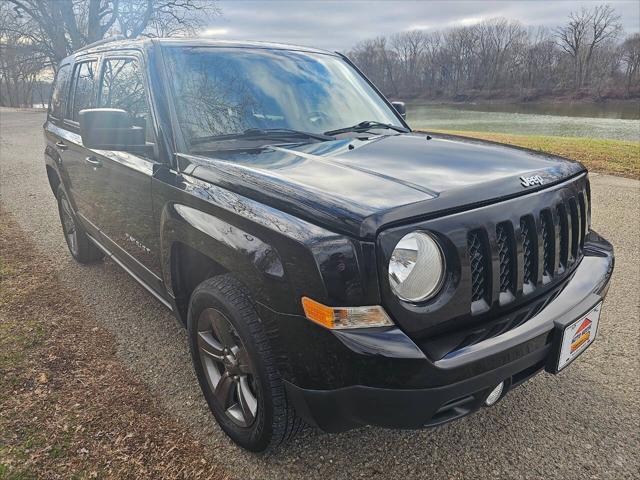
[388,231,445,302]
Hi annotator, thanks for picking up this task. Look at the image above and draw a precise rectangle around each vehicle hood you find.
[182,132,585,239]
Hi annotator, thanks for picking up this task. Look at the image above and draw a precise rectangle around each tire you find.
[56,184,103,264]
[187,274,303,451]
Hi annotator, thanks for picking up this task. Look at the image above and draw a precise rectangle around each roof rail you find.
[77,34,127,53]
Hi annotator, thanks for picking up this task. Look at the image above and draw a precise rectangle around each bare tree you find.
[440,25,477,96]
[555,4,622,88]
[350,36,399,96]
[555,8,590,87]
[390,30,428,95]
[521,27,559,93]
[0,2,49,107]
[583,4,623,85]
[476,19,527,90]
[6,0,220,66]
[620,33,640,95]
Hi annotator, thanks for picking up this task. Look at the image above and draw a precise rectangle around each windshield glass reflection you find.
[164,47,403,151]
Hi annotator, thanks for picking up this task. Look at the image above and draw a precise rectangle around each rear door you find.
[44,62,73,192]
[90,53,163,290]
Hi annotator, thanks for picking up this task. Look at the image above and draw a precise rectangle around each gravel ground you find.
[1,109,639,479]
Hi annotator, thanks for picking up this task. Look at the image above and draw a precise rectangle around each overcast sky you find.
[206,0,640,51]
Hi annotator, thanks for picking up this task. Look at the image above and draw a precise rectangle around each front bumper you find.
[285,345,550,432]
[263,231,614,432]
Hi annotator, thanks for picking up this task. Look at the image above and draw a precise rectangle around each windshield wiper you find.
[191,128,334,145]
[324,121,409,136]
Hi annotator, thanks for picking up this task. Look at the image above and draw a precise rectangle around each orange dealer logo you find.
[571,318,592,353]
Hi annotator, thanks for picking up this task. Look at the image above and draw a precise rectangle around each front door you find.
[89,54,163,290]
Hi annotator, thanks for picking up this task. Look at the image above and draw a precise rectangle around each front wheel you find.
[187,275,303,451]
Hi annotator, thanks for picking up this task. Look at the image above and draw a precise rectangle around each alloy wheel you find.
[197,307,258,427]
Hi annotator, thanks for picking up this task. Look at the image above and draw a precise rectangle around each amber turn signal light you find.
[301,297,394,330]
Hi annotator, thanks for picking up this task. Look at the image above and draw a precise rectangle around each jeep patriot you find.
[44,37,614,451]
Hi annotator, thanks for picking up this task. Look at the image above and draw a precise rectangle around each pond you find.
[406,102,640,142]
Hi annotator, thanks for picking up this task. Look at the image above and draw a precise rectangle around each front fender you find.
[157,175,338,315]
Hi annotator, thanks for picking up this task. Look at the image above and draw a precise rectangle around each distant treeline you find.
[348,5,640,101]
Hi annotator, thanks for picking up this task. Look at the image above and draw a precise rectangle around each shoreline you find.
[401,95,640,106]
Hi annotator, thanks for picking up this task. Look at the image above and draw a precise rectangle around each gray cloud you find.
[205,0,640,51]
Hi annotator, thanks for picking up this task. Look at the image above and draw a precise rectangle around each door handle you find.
[85,156,102,168]
[55,141,68,151]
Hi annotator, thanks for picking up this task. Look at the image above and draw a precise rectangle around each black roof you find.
[66,37,335,63]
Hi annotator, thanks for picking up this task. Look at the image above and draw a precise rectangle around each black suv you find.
[44,38,614,451]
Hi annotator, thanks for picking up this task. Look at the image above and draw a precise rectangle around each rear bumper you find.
[279,231,614,432]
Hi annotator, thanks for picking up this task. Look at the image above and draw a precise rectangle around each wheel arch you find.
[160,203,295,325]
[46,164,61,195]
[169,241,229,324]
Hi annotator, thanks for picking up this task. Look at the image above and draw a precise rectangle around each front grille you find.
[465,186,589,311]
[467,231,489,303]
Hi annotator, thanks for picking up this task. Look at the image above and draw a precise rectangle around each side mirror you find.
[79,108,145,151]
[391,101,407,120]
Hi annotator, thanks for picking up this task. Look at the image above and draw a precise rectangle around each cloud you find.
[208,0,640,51]
[201,28,230,36]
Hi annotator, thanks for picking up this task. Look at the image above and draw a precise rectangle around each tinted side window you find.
[99,58,153,142]
[49,64,71,120]
[69,60,97,121]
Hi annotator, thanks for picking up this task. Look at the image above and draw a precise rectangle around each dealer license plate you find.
[556,302,602,371]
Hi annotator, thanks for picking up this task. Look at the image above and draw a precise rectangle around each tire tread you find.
[191,275,304,450]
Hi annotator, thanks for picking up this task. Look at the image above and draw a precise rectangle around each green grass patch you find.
[425,130,640,179]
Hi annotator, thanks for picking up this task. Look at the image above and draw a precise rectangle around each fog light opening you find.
[485,381,505,406]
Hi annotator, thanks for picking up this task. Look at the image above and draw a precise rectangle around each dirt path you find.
[0,208,229,479]
[1,109,639,479]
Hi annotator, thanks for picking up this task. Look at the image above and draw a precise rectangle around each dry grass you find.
[424,130,640,180]
[0,208,229,480]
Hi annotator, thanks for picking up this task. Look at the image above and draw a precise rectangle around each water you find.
[407,102,640,142]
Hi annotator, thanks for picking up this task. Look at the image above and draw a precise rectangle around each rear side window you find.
[99,57,153,142]
[69,60,98,121]
[49,64,71,120]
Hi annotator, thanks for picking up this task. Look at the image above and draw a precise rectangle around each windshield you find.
[163,47,404,150]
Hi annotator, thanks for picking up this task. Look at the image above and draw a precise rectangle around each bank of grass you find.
[0,207,228,479]
[424,130,640,180]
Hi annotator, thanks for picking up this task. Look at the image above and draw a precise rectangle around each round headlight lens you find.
[388,231,445,303]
